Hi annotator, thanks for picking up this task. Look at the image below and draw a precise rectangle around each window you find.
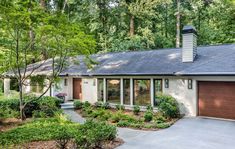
[64,78,68,86]
[31,83,44,93]
[97,79,104,101]
[165,79,169,88]
[134,79,151,106]
[123,79,130,105]
[188,79,193,89]
[154,79,162,106]
[107,79,120,104]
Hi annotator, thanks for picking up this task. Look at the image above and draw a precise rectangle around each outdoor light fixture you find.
[64,78,68,86]
[188,79,193,89]
[165,79,169,88]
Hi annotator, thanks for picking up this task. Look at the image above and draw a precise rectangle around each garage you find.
[198,81,235,120]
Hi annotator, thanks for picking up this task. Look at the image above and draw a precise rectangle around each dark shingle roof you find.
[4,44,235,77]
[60,44,235,76]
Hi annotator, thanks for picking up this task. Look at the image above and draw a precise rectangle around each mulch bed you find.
[13,138,124,149]
[0,118,31,132]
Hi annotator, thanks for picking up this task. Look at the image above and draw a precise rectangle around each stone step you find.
[60,102,74,109]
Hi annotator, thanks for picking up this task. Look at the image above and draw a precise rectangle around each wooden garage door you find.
[198,81,235,119]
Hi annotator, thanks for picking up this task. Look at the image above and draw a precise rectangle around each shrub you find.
[101,102,110,109]
[155,122,171,129]
[55,126,73,149]
[82,101,91,109]
[0,107,19,119]
[157,94,180,118]
[146,105,153,111]
[144,111,153,122]
[155,114,167,124]
[74,100,83,109]
[117,121,130,127]
[115,104,125,111]
[94,101,103,108]
[74,120,117,148]
[133,105,140,115]
[111,111,137,123]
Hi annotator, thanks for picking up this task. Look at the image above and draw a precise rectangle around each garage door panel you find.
[198,81,235,120]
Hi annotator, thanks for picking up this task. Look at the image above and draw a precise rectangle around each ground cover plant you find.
[75,94,180,130]
[0,116,120,149]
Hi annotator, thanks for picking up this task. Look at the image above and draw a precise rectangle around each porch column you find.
[103,78,106,102]
[120,78,124,105]
[4,78,10,95]
[130,78,133,106]
[150,78,154,106]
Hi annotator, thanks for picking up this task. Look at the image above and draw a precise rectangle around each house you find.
[3,25,235,120]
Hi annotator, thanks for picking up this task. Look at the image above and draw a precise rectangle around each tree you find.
[0,0,96,120]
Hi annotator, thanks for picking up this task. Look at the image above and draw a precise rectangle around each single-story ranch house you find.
[3,26,235,120]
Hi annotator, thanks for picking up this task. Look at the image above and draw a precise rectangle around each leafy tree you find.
[0,0,96,120]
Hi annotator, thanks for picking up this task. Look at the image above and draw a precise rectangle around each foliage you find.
[146,105,153,111]
[0,96,62,118]
[144,111,153,122]
[82,101,91,109]
[74,100,83,109]
[157,94,180,118]
[117,121,130,127]
[101,102,110,109]
[155,122,171,129]
[155,114,167,124]
[133,105,140,115]
[115,104,125,111]
[0,118,117,147]
[74,120,117,148]
[0,117,78,146]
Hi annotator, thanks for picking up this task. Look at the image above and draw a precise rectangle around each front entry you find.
[73,78,82,99]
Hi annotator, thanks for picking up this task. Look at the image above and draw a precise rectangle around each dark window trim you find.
[153,79,163,106]
[123,78,131,105]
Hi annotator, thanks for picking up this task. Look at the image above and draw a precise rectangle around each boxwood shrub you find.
[156,94,180,118]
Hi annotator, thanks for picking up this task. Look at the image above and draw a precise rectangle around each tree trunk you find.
[176,0,180,48]
[19,81,26,121]
[129,15,135,36]
[40,0,46,8]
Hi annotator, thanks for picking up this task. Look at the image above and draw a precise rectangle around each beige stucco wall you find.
[82,77,98,104]
[163,77,197,116]
[52,77,73,101]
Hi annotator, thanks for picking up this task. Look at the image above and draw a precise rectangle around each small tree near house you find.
[0,0,96,120]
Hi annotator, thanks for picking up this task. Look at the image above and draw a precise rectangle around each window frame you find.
[154,79,163,106]
[106,78,121,104]
[133,79,151,106]
[123,78,131,105]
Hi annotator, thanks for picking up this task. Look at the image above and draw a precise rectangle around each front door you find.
[73,78,82,99]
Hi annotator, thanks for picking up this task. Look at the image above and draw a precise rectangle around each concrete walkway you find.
[63,109,85,124]
[63,109,235,149]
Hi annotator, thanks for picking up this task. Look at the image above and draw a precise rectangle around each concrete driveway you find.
[117,118,235,149]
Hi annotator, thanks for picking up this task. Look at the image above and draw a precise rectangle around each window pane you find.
[107,79,120,104]
[123,79,130,105]
[154,79,162,106]
[134,79,150,106]
[97,79,103,101]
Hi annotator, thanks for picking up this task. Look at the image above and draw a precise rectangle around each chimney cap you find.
[182,25,197,35]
